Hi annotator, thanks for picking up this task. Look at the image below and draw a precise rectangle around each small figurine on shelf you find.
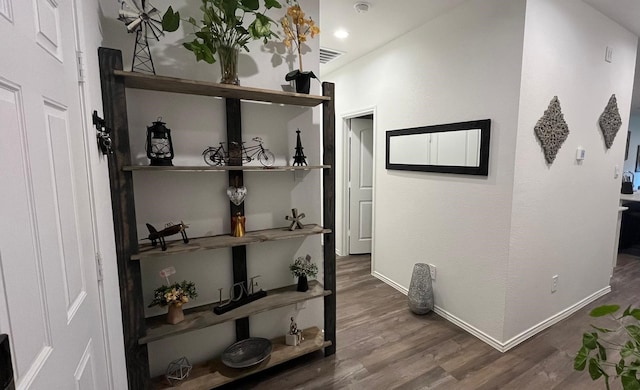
[285,317,304,346]
[165,356,192,385]
[147,221,189,251]
[290,254,318,292]
[231,212,246,237]
[145,221,189,251]
[285,208,306,231]
[292,129,308,166]
[148,267,198,325]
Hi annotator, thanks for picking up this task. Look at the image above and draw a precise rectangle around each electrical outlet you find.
[428,264,436,281]
[552,275,558,293]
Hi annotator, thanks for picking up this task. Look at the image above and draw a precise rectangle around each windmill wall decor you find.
[118,0,163,74]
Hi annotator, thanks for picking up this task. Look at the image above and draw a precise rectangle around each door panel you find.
[35,0,63,61]
[44,100,87,317]
[0,80,54,381]
[349,118,374,254]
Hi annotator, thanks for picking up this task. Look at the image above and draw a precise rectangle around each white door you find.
[0,1,109,388]
[349,118,374,254]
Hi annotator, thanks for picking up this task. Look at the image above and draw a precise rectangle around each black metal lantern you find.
[146,119,174,166]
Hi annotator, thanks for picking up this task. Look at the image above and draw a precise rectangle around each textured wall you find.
[505,0,637,342]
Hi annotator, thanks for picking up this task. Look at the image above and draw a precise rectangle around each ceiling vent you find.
[320,47,344,64]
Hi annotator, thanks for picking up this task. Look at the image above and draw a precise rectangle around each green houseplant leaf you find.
[589,357,604,380]
[590,305,620,317]
[574,346,589,371]
[583,332,598,350]
[162,6,181,32]
[622,374,640,390]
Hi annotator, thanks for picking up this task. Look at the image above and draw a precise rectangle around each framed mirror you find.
[386,119,491,176]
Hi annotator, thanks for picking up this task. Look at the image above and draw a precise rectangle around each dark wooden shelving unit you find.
[98,47,335,389]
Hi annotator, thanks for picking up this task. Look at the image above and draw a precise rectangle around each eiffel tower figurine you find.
[292,129,307,166]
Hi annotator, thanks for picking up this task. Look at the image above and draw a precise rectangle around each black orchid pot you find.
[296,275,309,292]
[286,70,317,94]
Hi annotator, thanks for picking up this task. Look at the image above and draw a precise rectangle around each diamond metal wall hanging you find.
[599,94,622,149]
[534,96,570,164]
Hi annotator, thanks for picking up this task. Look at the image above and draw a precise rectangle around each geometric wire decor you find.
[599,94,622,149]
[534,96,570,164]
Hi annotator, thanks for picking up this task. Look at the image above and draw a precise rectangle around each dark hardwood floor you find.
[225,254,640,389]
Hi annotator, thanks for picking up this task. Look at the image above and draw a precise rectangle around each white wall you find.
[505,0,638,342]
[99,0,322,376]
[325,0,527,342]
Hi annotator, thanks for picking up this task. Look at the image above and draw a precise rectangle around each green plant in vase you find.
[290,254,317,292]
[162,0,282,85]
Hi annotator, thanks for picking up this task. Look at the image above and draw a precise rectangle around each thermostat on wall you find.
[576,147,586,161]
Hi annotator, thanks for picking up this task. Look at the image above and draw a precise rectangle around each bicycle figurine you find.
[202,137,275,167]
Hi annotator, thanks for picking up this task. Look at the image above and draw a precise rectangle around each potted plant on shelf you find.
[574,304,640,389]
[280,0,320,93]
[290,254,318,292]
[149,280,198,324]
[162,0,282,85]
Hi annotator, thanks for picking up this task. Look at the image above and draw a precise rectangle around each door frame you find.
[70,0,126,387]
[339,107,378,263]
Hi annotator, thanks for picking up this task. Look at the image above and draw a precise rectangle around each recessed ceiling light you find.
[334,29,349,39]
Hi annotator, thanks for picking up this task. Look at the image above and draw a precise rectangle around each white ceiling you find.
[583,0,640,37]
[318,0,468,76]
[320,0,640,111]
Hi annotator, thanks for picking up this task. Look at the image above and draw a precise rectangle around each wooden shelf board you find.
[141,282,330,345]
[114,70,330,107]
[133,224,330,260]
[123,165,330,172]
[151,327,329,389]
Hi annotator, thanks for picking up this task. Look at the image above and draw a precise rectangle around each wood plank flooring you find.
[219,254,640,389]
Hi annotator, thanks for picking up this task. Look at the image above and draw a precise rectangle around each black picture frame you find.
[635,145,640,172]
[626,131,630,161]
[385,119,491,176]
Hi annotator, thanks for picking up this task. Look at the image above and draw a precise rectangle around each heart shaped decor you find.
[226,185,247,206]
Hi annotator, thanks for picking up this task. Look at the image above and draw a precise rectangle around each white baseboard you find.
[372,271,611,352]
[336,248,343,257]
[372,271,408,294]
[500,286,611,351]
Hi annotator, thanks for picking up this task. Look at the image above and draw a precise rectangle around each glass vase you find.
[217,45,239,85]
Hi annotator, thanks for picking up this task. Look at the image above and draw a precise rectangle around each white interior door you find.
[349,118,374,254]
[0,1,109,388]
